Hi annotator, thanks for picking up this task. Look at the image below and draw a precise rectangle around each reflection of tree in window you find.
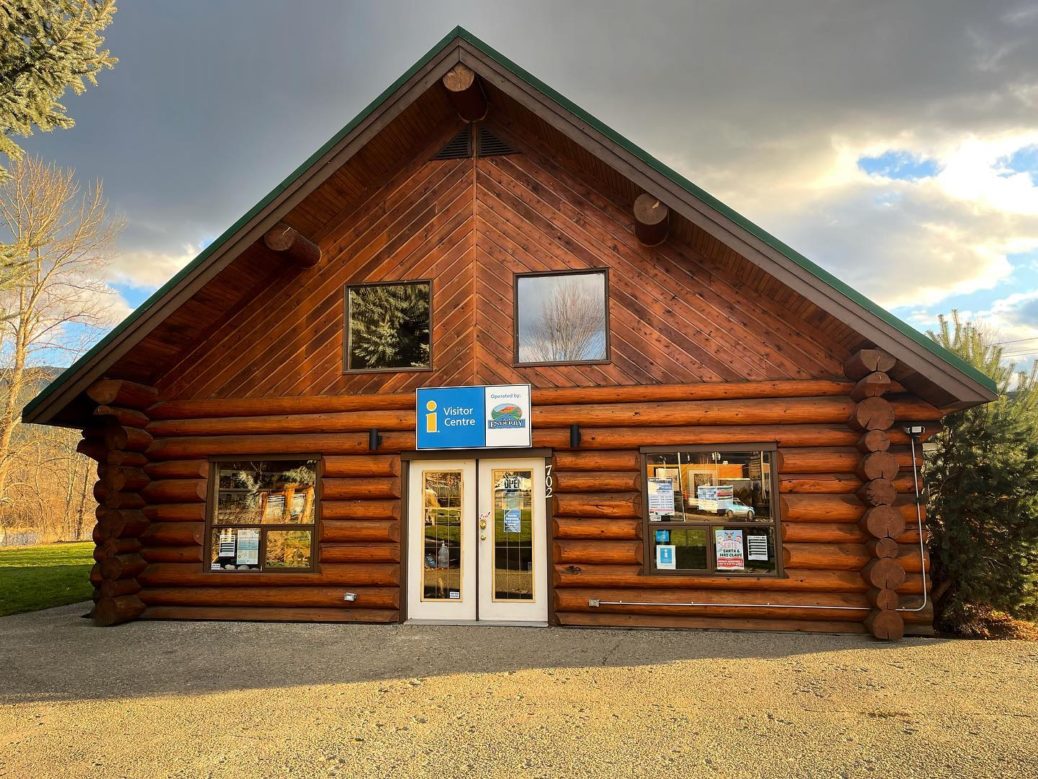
[521,275,605,362]
[348,283,430,369]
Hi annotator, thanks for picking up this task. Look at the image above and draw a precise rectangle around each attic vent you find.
[432,128,472,160]
[477,127,517,157]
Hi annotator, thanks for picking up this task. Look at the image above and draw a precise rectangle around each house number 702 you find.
[544,463,553,498]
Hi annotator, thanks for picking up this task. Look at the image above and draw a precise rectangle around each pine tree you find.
[0,1,118,177]
[925,312,1038,632]
[348,284,430,369]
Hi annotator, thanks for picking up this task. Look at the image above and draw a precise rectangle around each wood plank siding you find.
[157,132,850,400]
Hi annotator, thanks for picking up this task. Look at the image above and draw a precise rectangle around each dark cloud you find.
[16,0,1038,305]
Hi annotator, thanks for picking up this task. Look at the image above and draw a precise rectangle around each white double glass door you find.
[406,458,547,623]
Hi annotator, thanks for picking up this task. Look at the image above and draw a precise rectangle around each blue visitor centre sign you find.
[416,384,532,450]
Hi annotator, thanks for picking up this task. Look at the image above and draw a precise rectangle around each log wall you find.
[75,376,935,635]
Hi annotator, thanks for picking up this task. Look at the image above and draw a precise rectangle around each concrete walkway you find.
[1,603,1036,778]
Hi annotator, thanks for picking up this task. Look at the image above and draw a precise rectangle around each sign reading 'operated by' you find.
[416,385,532,450]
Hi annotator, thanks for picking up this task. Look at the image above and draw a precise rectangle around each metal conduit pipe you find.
[589,425,931,615]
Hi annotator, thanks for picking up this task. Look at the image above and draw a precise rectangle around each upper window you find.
[642,447,780,576]
[345,281,431,371]
[515,270,608,364]
[208,459,318,573]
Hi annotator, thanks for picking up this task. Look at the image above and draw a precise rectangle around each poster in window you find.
[656,544,676,570]
[714,528,745,571]
[264,493,286,520]
[236,528,260,565]
[747,534,769,561]
[647,477,676,520]
[655,529,671,544]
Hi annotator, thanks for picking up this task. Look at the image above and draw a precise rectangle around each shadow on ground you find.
[0,601,942,704]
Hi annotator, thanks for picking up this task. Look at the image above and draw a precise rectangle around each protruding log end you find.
[442,63,487,122]
[863,557,907,590]
[859,506,906,539]
[850,371,891,401]
[633,193,670,246]
[857,429,891,453]
[857,451,899,482]
[93,594,146,627]
[849,397,896,432]
[858,478,898,507]
[865,608,905,641]
[263,222,322,268]
[844,348,897,380]
[86,379,158,409]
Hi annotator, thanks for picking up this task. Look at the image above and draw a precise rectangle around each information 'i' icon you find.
[425,400,437,433]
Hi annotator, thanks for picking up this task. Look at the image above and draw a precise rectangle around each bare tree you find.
[0,155,121,507]
[525,281,603,362]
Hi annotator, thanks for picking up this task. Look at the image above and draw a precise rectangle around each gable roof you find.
[24,27,996,426]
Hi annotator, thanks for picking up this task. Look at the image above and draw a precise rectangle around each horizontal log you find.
[556,588,867,620]
[442,62,486,121]
[849,397,895,432]
[140,562,399,588]
[844,349,896,380]
[263,221,322,268]
[144,459,209,480]
[865,608,904,641]
[783,543,867,571]
[552,564,886,593]
[140,545,203,563]
[554,540,641,565]
[147,425,925,458]
[141,606,399,624]
[781,494,863,521]
[141,522,203,547]
[87,378,158,409]
[781,522,864,544]
[94,404,149,429]
[98,465,149,493]
[780,473,860,494]
[323,455,400,478]
[98,552,148,580]
[322,500,400,521]
[557,611,866,634]
[777,447,860,474]
[93,485,145,510]
[98,577,142,600]
[143,503,206,522]
[554,492,640,518]
[553,471,640,492]
[104,425,153,453]
[553,518,641,540]
[552,450,640,471]
[850,372,891,401]
[148,408,413,437]
[93,537,141,560]
[139,586,400,610]
[320,543,400,563]
[93,594,146,626]
[146,381,858,421]
[141,479,208,504]
[93,509,148,540]
[321,477,400,500]
[888,394,943,422]
[321,519,399,543]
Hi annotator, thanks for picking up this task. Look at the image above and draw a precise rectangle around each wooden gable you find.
[154,110,855,400]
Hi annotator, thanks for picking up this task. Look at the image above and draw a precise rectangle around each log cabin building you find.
[24,29,996,640]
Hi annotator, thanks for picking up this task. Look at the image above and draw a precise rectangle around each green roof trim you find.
[25,26,995,421]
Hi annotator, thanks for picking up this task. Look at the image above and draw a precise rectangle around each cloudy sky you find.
[18,0,1038,369]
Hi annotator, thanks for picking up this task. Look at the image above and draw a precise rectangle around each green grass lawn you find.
[0,542,94,617]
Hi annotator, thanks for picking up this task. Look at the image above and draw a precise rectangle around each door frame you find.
[400,449,554,625]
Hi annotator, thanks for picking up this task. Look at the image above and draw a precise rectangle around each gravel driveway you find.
[1,603,1036,778]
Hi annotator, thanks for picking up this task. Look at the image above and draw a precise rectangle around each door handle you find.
[479,519,487,529]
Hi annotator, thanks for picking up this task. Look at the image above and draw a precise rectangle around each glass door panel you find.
[491,468,534,601]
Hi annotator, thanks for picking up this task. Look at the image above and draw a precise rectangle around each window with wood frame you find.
[515,270,608,364]
[207,459,318,573]
[641,446,781,576]
[345,280,431,371]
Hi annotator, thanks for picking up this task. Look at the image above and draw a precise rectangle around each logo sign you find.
[416,385,532,450]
